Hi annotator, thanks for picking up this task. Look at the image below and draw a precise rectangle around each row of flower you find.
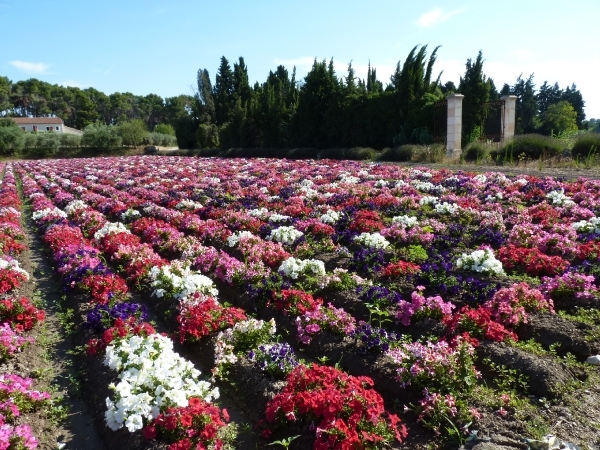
[17,166,243,450]
[0,164,49,450]
[17,163,414,447]
[15,156,600,446]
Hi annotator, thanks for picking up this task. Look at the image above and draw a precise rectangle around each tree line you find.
[0,46,591,151]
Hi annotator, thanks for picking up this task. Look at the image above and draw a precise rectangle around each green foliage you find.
[146,132,177,147]
[82,123,122,150]
[59,133,81,148]
[345,147,377,160]
[541,101,578,135]
[196,123,220,148]
[0,120,24,155]
[119,119,147,148]
[411,144,445,163]
[482,357,530,392]
[285,147,319,159]
[500,134,563,160]
[154,123,176,136]
[571,133,600,159]
[458,51,493,141]
[463,141,490,161]
[378,145,414,161]
[397,244,429,264]
[36,131,60,154]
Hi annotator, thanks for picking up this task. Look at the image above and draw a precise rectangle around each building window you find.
[56,126,59,130]
[33,126,37,132]
[21,127,25,131]
[46,127,51,131]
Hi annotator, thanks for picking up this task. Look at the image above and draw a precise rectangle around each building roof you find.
[12,117,64,125]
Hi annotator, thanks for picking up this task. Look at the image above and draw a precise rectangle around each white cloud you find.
[10,60,49,74]
[416,8,465,28]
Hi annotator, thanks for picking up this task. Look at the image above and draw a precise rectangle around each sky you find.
[2,0,600,118]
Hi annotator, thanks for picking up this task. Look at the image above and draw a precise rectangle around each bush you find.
[463,141,490,162]
[285,147,319,159]
[154,123,176,136]
[345,147,377,160]
[36,132,60,154]
[378,145,415,162]
[59,133,81,148]
[571,133,600,159]
[412,144,445,163]
[119,119,147,148]
[318,148,346,160]
[197,148,221,157]
[82,124,122,151]
[0,124,25,155]
[500,134,563,160]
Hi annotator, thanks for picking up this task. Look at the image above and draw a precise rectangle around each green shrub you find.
[463,141,490,161]
[345,147,377,160]
[154,123,176,136]
[0,124,25,155]
[198,148,221,157]
[412,144,445,163]
[285,148,319,159]
[59,133,81,148]
[571,133,600,159]
[318,148,346,160]
[378,145,415,162]
[500,134,563,160]
[82,124,122,150]
[36,132,60,154]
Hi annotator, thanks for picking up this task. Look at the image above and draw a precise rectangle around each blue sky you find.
[2,0,600,118]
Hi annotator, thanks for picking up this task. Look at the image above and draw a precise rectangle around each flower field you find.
[2,156,600,449]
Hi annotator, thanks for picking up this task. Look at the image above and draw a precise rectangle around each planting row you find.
[1,163,50,450]
[14,156,600,448]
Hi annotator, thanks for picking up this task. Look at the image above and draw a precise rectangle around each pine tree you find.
[196,69,215,123]
[458,50,491,142]
[214,56,235,125]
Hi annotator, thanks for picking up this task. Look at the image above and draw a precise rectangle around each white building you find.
[12,117,65,133]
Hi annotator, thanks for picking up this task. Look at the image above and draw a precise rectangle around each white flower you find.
[267,226,303,245]
[572,217,600,234]
[320,209,340,225]
[419,196,439,206]
[247,207,269,218]
[268,213,292,224]
[0,256,30,280]
[456,248,504,276]
[278,257,326,279]
[547,189,575,207]
[227,230,255,247]
[353,232,390,249]
[434,202,460,215]
[31,207,67,221]
[103,333,219,432]
[175,199,203,210]
[149,263,218,300]
[391,215,419,228]
[94,222,130,242]
[64,200,87,215]
[121,209,141,222]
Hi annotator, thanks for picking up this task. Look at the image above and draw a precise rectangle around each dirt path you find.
[14,189,107,450]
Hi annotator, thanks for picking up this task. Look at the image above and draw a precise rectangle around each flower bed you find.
[12,156,600,448]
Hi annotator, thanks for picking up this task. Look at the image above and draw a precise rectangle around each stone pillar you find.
[446,94,464,159]
[501,95,517,142]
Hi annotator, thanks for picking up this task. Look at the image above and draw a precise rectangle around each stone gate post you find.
[500,95,517,142]
[446,94,464,159]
